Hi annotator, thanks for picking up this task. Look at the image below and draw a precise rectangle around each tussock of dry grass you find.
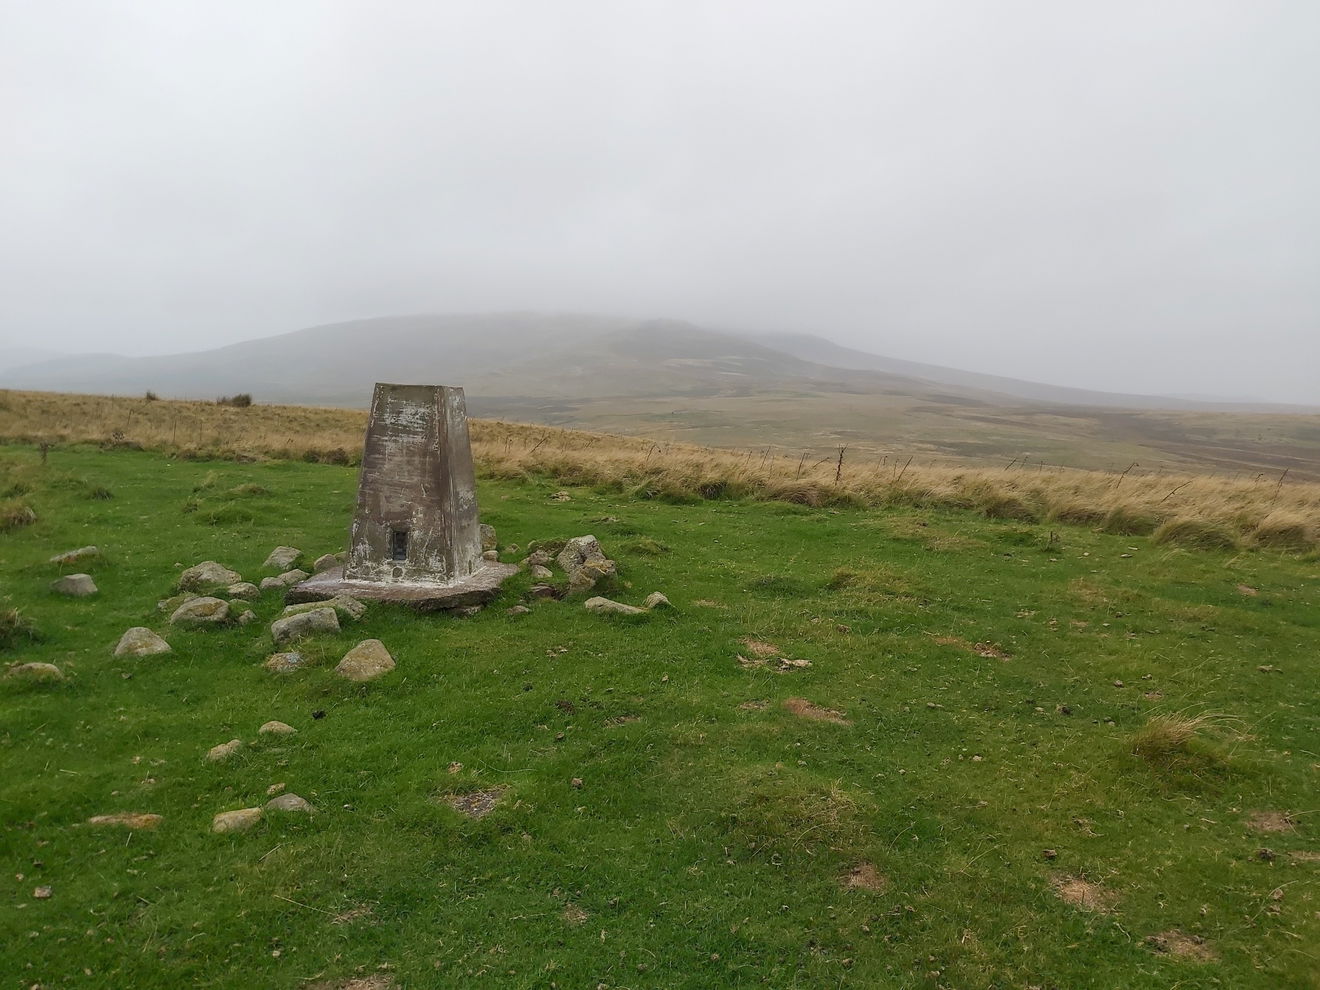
[3,388,1319,551]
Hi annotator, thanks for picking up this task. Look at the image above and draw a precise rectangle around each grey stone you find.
[450,605,483,617]
[584,596,646,616]
[558,536,617,593]
[263,546,303,570]
[227,582,261,601]
[482,549,498,561]
[480,523,498,552]
[523,549,552,567]
[158,592,198,614]
[334,639,395,681]
[264,792,314,813]
[178,561,242,592]
[114,627,171,657]
[506,605,531,616]
[312,553,340,572]
[643,592,673,610]
[530,564,553,580]
[5,662,64,682]
[51,573,96,597]
[212,807,262,833]
[529,584,559,599]
[281,595,366,622]
[205,739,242,763]
[263,651,306,674]
[86,812,162,829]
[170,596,230,627]
[50,545,99,565]
[261,569,309,591]
[234,608,257,626]
[270,607,339,645]
[258,720,297,736]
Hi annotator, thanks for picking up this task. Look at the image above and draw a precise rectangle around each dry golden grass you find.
[3,388,1319,552]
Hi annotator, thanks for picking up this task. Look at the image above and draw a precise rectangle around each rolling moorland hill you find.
[5,313,1319,477]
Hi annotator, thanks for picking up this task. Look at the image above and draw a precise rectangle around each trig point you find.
[288,383,517,610]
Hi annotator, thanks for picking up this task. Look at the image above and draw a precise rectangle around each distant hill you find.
[5,312,1318,476]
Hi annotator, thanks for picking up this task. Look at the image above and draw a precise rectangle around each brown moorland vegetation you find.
[2,388,1317,552]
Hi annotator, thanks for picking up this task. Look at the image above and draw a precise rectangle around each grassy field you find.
[2,442,1317,988]
[3,389,1319,553]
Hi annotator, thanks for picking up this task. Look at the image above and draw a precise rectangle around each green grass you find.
[2,445,1317,989]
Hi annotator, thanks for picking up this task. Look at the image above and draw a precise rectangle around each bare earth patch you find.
[1145,930,1217,962]
[561,903,588,925]
[1236,584,1258,596]
[306,976,394,990]
[738,699,768,711]
[741,638,783,658]
[440,786,508,819]
[1287,850,1320,863]
[1051,874,1118,913]
[841,862,887,892]
[692,599,728,609]
[783,697,850,725]
[931,635,1010,660]
[1246,810,1297,834]
[604,714,640,726]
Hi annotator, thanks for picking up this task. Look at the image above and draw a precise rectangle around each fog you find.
[3,1,1318,403]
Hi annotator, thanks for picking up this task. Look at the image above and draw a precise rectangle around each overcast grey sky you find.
[3,1,1318,402]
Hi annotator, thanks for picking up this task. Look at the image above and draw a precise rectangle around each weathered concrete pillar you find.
[288,383,516,610]
[344,384,482,585]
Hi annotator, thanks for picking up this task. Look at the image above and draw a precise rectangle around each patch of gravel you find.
[440,786,508,819]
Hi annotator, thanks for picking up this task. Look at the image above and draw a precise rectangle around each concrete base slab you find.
[286,563,519,612]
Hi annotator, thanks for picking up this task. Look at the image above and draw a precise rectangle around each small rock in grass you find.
[227,582,261,601]
[158,592,197,614]
[584,596,645,616]
[481,550,498,561]
[642,592,672,610]
[51,573,97,597]
[507,605,531,616]
[205,739,243,763]
[258,720,297,737]
[50,545,100,565]
[479,523,498,551]
[114,627,171,657]
[523,550,552,568]
[212,807,262,833]
[263,651,306,674]
[263,546,303,570]
[312,552,340,573]
[264,792,314,813]
[1042,848,1058,860]
[33,885,52,899]
[335,639,395,681]
[266,782,286,796]
[571,777,584,789]
[5,662,64,682]
[234,608,257,625]
[178,560,242,592]
[87,812,162,830]
[170,596,230,627]
[529,584,559,600]
[281,596,366,622]
[270,607,339,646]
[450,605,483,617]
[530,564,553,580]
